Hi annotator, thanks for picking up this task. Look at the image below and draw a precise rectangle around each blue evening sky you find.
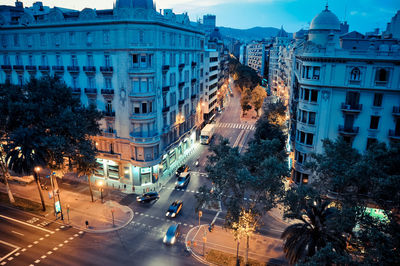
[3,0,400,33]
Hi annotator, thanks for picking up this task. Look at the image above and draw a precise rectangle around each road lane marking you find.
[53,247,58,251]
[11,231,24,236]
[0,262,6,266]
[74,234,78,237]
[47,251,52,255]
[64,240,68,244]
[58,244,63,247]
[33,241,38,245]
[7,257,13,261]
[21,249,26,252]
[14,253,20,257]
[39,238,44,241]
[60,226,65,229]
[55,229,60,231]
[45,234,50,237]
[34,259,40,263]
[69,237,73,240]
[40,255,46,259]
[27,245,33,248]
[0,215,54,234]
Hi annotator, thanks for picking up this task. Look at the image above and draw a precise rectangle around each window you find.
[27,35,33,47]
[105,54,111,67]
[86,32,93,45]
[170,92,176,105]
[306,134,313,145]
[184,70,189,82]
[1,35,7,48]
[162,53,166,65]
[69,32,76,45]
[295,150,307,164]
[54,33,60,46]
[15,54,22,65]
[72,77,78,88]
[13,34,19,47]
[301,110,307,123]
[132,54,138,67]
[170,73,176,86]
[105,77,112,89]
[350,67,361,81]
[71,55,78,66]
[40,33,46,46]
[28,55,34,66]
[297,130,314,146]
[41,54,48,66]
[134,102,140,114]
[310,90,318,102]
[87,54,94,66]
[375,68,388,82]
[56,54,62,66]
[346,91,360,107]
[184,87,189,99]
[373,93,383,107]
[312,67,320,80]
[103,30,110,44]
[163,114,168,127]
[140,55,147,68]
[88,77,95,88]
[185,53,189,65]
[170,53,176,67]
[309,112,316,125]
[139,31,144,43]
[106,100,113,114]
[369,116,380,130]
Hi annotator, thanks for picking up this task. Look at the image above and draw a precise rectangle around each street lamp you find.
[98,180,104,203]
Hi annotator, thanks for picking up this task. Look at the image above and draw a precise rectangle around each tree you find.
[251,85,267,117]
[240,88,252,116]
[264,100,287,127]
[281,197,347,264]
[5,128,48,210]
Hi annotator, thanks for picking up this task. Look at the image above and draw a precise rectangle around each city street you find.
[0,82,287,266]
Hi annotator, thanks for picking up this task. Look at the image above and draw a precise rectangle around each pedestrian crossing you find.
[216,122,256,131]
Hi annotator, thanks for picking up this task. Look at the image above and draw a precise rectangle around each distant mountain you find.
[219,26,283,42]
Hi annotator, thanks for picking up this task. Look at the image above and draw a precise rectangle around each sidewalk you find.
[186,225,287,266]
[0,178,133,233]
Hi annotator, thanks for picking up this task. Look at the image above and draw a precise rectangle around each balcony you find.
[38,66,50,72]
[102,130,116,138]
[71,88,81,94]
[52,66,64,72]
[84,88,97,95]
[191,94,197,99]
[191,62,197,68]
[13,65,24,72]
[128,67,155,75]
[25,65,37,72]
[178,99,185,106]
[341,103,362,113]
[191,78,197,84]
[375,81,387,87]
[130,133,160,145]
[388,129,400,140]
[83,66,96,73]
[178,63,185,71]
[100,66,113,73]
[178,82,185,88]
[392,106,400,116]
[162,86,170,93]
[101,89,114,95]
[338,125,359,136]
[103,111,115,117]
[1,65,12,70]
[162,65,170,73]
[67,66,80,73]
[162,106,170,113]
[130,112,157,121]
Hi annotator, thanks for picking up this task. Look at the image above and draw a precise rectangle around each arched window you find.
[376,68,388,82]
[350,67,361,81]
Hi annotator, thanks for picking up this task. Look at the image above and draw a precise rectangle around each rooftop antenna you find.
[325,0,329,10]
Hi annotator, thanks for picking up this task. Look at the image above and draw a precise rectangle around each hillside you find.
[219,26,282,42]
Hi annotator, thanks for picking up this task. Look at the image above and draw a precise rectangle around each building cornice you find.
[296,55,400,64]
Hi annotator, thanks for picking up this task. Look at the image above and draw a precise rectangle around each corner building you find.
[289,7,400,184]
[0,0,205,193]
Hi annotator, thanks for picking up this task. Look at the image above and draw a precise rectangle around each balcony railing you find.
[52,66,64,72]
[191,62,197,68]
[191,94,197,99]
[338,125,359,135]
[67,66,80,72]
[38,66,50,71]
[389,129,400,139]
[25,65,37,71]
[178,82,185,88]
[1,65,12,70]
[71,88,81,94]
[178,63,185,70]
[100,66,113,73]
[130,133,160,144]
[375,80,387,87]
[162,106,170,113]
[341,103,362,113]
[191,78,197,84]
[13,65,24,71]
[178,99,185,106]
[102,130,116,138]
[103,111,115,117]
[392,106,400,116]
[101,89,114,95]
[84,88,97,94]
[83,66,96,72]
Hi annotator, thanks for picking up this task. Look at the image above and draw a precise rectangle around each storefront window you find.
[141,167,152,185]
[108,164,119,180]
[94,159,105,177]
[169,150,176,164]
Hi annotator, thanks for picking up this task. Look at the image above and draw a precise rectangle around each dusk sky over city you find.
[3,0,399,33]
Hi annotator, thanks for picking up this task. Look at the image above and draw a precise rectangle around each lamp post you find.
[34,166,46,211]
[98,180,104,203]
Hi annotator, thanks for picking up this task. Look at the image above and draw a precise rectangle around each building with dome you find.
[285,6,400,184]
[0,0,206,193]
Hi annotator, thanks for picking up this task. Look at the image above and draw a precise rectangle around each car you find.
[175,164,189,177]
[136,192,160,203]
[165,200,183,218]
[163,224,180,245]
[175,172,191,188]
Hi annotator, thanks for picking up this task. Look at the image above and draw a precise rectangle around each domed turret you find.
[308,5,341,48]
[115,0,154,9]
[310,5,340,31]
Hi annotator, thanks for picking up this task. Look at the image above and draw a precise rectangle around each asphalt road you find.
[0,79,287,266]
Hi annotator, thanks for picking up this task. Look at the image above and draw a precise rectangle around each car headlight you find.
[176,172,178,175]
[171,236,176,244]
[175,182,178,185]
[163,236,167,243]
[171,213,176,217]
[166,212,169,217]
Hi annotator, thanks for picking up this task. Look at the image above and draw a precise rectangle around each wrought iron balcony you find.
[191,61,197,68]
[178,99,185,106]
[1,65,12,70]
[84,88,97,94]
[52,66,64,72]
[25,65,37,71]
[162,65,170,72]
[341,103,362,113]
[83,66,96,72]
[101,89,114,95]
[178,82,185,88]
[338,125,359,135]
[38,66,50,71]
[191,94,197,99]
[178,63,185,70]
[162,86,170,92]
[13,65,24,71]
[162,106,170,113]
[67,66,80,72]
[71,88,81,94]
[100,66,113,73]
[191,78,197,84]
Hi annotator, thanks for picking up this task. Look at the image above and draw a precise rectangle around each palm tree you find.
[5,128,48,211]
[281,199,347,264]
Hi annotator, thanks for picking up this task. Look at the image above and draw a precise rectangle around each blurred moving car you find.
[136,192,160,203]
[163,224,180,245]
[175,164,189,177]
[175,172,191,188]
[165,200,183,218]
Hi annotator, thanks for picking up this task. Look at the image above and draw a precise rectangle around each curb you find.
[185,225,212,266]
[74,205,134,234]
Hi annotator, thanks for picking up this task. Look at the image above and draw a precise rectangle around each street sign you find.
[55,201,61,213]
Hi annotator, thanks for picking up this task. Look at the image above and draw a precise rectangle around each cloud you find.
[156,0,290,8]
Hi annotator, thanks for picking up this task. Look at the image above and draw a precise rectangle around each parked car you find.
[136,192,160,203]
[175,172,191,188]
[165,200,183,218]
[175,164,189,177]
[163,224,180,245]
